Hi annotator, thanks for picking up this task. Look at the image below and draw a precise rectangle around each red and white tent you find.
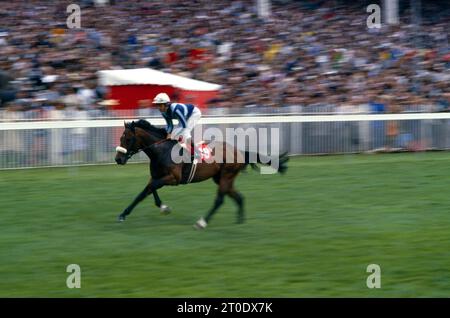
[98,68,221,109]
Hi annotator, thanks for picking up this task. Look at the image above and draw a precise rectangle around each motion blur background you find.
[1,0,450,297]
[0,0,449,168]
[1,0,449,111]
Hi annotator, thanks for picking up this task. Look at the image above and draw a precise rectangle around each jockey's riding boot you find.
[193,147,201,160]
[179,142,188,154]
[182,139,199,163]
[190,140,202,162]
[179,141,196,163]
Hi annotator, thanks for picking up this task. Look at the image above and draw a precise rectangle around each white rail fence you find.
[1,113,450,169]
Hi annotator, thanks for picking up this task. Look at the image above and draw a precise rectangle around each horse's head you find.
[115,120,167,165]
[115,122,143,165]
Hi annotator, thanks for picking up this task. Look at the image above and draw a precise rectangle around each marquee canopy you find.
[97,68,221,109]
[98,68,221,91]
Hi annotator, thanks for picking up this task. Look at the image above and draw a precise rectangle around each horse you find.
[114,119,288,229]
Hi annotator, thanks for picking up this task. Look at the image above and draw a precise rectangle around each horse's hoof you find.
[118,215,126,222]
[194,217,207,230]
[160,204,171,215]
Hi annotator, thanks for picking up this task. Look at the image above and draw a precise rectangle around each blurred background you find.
[0,0,448,113]
[1,0,450,297]
[0,0,449,169]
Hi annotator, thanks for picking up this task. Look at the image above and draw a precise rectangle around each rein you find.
[116,137,171,160]
[139,138,171,156]
[152,138,171,146]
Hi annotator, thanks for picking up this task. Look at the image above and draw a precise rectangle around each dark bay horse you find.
[114,119,288,229]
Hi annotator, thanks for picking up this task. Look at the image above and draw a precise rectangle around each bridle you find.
[116,134,171,160]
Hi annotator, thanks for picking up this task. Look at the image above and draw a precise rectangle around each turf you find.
[1,152,450,297]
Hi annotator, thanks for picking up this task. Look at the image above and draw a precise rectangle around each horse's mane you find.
[126,119,167,139]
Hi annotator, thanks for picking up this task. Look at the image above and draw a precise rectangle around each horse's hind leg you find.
[195,187,226,229]
[221,169,245,223]
[201,191,225,225]
[195,174,232,229]
[228,189,245,224]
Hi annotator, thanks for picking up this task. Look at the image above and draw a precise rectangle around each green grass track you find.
[1,152,450,297]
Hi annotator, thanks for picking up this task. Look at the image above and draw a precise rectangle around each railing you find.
[1,113,450,169]
[0,104,439,122]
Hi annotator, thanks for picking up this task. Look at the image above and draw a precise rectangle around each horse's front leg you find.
[152,189,171,215]
[118,184,153,222]
[118,175,177,222]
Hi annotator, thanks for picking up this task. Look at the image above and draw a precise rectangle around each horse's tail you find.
[243,151,289,174]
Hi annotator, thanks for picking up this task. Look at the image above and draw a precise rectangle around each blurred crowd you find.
[0,0,449,118]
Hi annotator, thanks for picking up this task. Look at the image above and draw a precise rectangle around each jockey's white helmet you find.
[152,93,170,104]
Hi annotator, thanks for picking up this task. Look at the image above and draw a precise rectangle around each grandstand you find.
[0,0,448,114]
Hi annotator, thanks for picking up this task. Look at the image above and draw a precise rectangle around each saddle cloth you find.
[190,142,212,161]
[184,142,212,184]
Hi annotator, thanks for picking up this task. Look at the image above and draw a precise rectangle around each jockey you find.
[152,92,202,160]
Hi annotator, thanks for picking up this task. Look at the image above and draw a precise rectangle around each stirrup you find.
[192,150,200,164]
